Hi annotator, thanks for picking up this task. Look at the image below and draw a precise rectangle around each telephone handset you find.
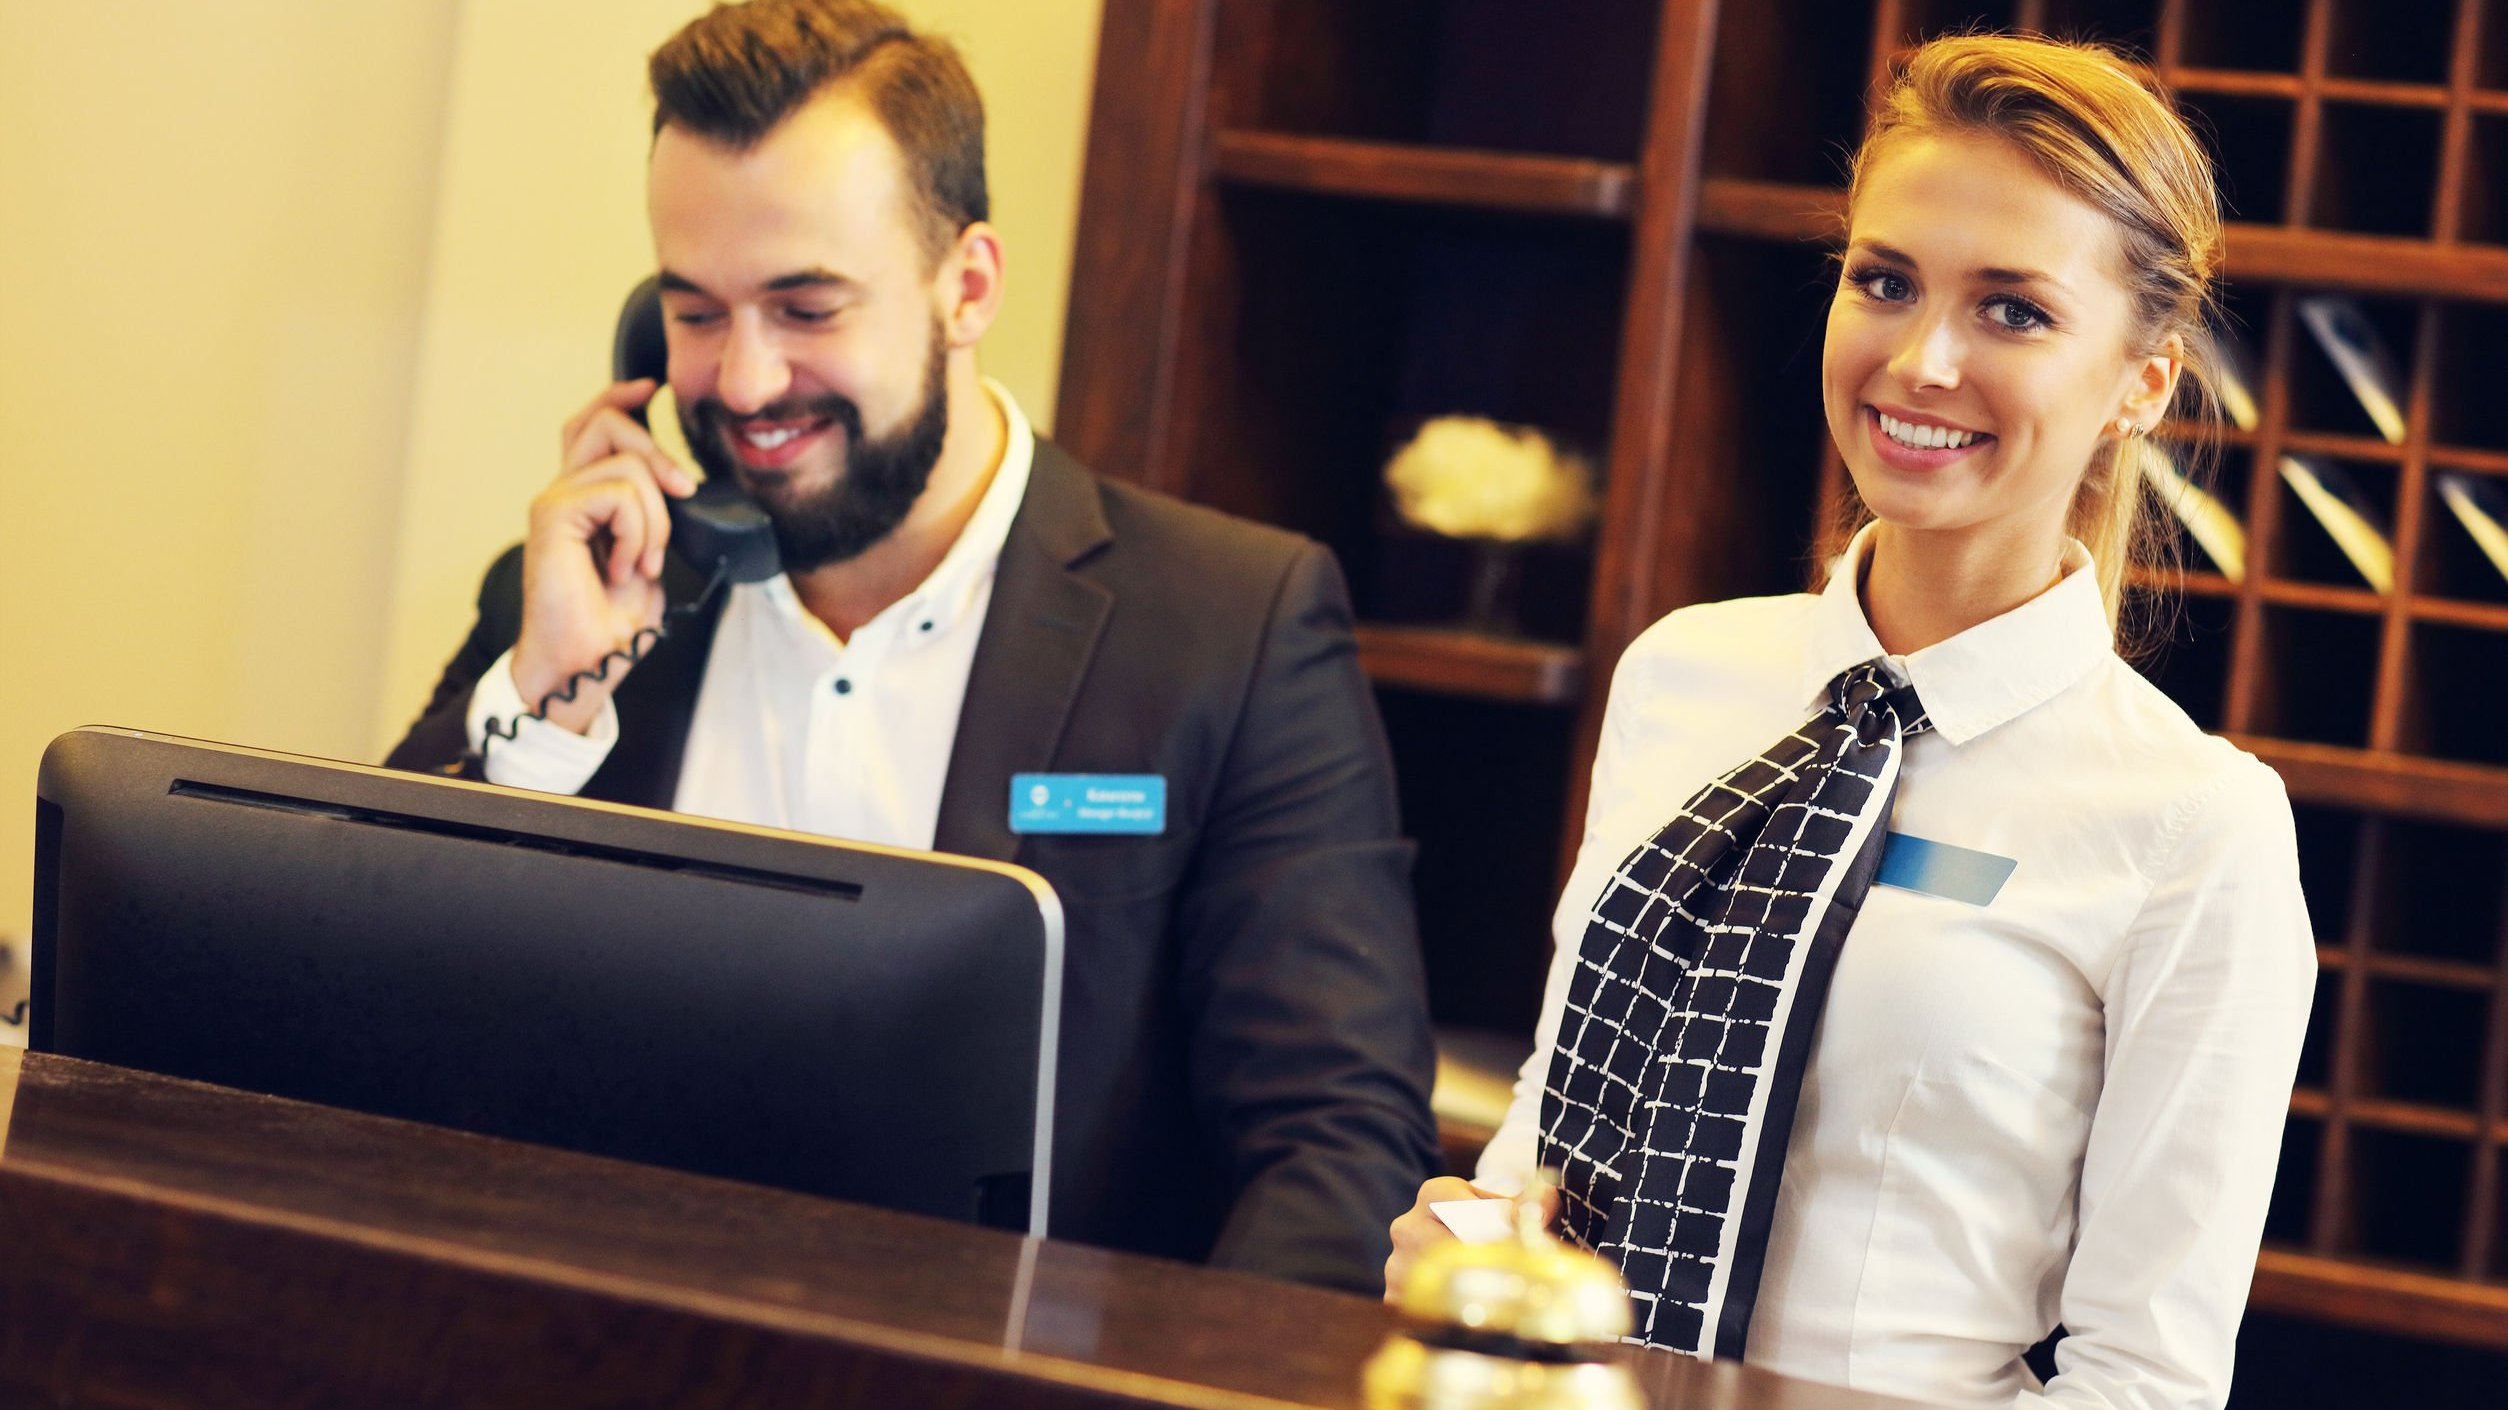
[613,275,782,586]
[477,279,783,767]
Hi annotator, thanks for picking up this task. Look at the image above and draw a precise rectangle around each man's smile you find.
[724,415,840,471]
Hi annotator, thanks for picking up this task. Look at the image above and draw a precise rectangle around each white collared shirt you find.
[1480,526,2314,1410]
[467,378,1036,851]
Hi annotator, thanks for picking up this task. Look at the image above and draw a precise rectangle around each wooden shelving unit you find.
[1351,624,1585,706]
[1057,0,2508,1386]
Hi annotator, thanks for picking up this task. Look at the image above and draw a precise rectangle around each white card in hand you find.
[1431,1197,1518,1245]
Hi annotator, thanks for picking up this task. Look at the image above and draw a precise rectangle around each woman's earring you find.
[2114,416,2138,438]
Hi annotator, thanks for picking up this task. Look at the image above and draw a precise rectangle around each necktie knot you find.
[1833,661,1927,749]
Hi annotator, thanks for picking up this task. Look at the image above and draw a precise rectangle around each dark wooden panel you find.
[1052,0,1218,485]
[1379,693,1576,1038]
[1208,0,1663,162]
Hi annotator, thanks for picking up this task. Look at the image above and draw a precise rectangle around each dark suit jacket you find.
[387,440,1438,1291]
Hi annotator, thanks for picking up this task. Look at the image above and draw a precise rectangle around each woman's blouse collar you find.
[1800,521,2113,746]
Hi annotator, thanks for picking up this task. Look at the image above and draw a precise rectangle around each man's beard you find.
[678,334,951,573]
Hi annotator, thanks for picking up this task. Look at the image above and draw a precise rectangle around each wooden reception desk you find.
[0,1049,1922,1408]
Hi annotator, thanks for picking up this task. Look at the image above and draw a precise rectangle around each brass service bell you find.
[1364,1176,1644,1410]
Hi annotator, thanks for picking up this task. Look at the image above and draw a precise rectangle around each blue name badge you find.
[1875,832,2016,907]
[1009,773,1167,835]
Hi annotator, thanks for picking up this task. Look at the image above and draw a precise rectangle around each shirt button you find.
[919,620,935,633]
[833,678,853,695]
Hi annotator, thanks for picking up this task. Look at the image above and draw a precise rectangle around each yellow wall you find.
[0,0,1104,1031]
[376,0,719,769]
[0,1,460,1022]
[909,0,1106,434]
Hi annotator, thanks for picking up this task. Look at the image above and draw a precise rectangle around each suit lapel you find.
[933,444,1115,862]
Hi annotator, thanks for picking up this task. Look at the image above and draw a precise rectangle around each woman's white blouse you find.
[1479,533,2315,1410]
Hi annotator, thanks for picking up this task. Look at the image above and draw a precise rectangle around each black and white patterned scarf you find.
[1538,660,1931,1359]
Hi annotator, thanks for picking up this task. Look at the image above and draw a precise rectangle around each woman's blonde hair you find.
[1835,33,2227,649]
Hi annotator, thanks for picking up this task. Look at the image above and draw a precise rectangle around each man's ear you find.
[2120,331,2184,430]
[935,221,1004,349]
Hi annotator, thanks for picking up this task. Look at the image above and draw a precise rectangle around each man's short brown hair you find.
[649,0,987,259]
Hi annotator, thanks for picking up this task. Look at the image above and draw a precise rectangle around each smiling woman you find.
[1386,34,2313,1410]
[1829,35,2229,654]
[1825,127,2188,654]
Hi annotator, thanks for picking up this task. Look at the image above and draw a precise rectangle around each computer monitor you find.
[30,727,1062,1235]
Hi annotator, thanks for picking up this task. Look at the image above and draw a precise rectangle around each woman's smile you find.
[1864,405,1994,471]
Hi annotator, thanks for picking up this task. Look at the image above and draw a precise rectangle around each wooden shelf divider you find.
[2231,224,2508,305]
[1698,179,2508,303]
[2236,736,2508,828]
[2410,596,2508,630]
[2158,69,2498,112]
[2126,565,2241,598]
[1691,177,1844,243]
[2289,1087,2497,1141]
[1209,131,1637,219]
[2312,946,2505,991]
[2158,420,2258,448]
[2252,1248,2508,1352]
[2168,68,2309,100]
[2280,430,2409,463]
[2431,445,2508,476]
[1353,623,1585,706]
[2256,579,2389,614]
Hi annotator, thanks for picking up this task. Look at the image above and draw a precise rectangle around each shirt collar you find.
[1800,521,2114,745]
[754,376,1036,646]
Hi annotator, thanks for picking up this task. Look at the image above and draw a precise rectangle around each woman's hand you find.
[1383,1176,1561,1300]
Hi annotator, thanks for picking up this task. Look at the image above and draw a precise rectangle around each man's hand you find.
[511,379,699,733]
[1383,1176,1561,1300]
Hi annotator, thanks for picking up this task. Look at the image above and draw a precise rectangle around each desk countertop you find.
[0,1049,1923,1408]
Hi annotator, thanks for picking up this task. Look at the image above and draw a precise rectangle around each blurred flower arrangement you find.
[1385,416,1597,543]
[1384,416,1596,632]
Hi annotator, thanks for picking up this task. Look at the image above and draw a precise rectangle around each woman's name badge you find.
[1875,832,2015,906]
[1010,774,1167,835]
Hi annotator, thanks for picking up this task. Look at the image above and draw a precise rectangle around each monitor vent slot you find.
[166,780,862,902]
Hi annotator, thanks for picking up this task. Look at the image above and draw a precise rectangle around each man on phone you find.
[386,0,1435,1292]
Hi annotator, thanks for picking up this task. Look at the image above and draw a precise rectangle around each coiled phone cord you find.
[477,558,732,774]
